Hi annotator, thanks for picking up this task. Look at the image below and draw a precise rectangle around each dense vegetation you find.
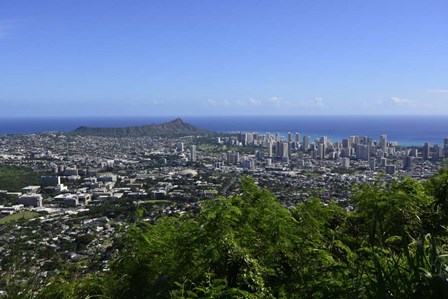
[16,170,448,298]
[0,165,40,192]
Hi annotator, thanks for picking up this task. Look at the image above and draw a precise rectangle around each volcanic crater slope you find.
[72,118,211,137]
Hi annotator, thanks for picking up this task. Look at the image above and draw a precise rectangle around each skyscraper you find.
[403,156,414,170]
[379,135,387,151]
[267,141,273,157]
[444,138,448,156]
[190,145,197,162]
[340,157,350,169]
[320,136,328,144]
[239,133,248,146]
[303,136,310,151]
[318,143,325,160]
[433,144,442,161]
[276,141,289,158]
[423,143,430,160]
[226,151,239,164]
[275,132,280,142]
[356,144,370,161]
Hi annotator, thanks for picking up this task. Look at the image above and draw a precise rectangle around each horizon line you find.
[2,114,448,118]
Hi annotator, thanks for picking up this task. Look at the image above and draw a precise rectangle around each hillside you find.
[30,173,448,298]
[72,118,211,137]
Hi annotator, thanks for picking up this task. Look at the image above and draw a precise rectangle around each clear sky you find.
[1,0,447,116]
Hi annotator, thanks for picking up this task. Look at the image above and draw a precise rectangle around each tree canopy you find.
[34,173,448,298]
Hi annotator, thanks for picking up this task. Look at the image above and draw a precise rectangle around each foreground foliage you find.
[33,172,448,298]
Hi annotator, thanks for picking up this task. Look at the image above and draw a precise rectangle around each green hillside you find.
[13,170,448,298]
[0,165,40,192]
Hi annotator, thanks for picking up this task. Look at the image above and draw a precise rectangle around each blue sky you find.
[0,0,447,116]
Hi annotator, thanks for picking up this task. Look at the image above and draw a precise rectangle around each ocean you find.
[0,115,447,146]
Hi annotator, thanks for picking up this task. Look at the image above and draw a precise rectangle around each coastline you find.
[1,115,447,146]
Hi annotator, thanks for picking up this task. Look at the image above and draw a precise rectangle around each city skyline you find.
[1,0,447,116]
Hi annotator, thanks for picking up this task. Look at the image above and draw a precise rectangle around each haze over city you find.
[1,0,447,116]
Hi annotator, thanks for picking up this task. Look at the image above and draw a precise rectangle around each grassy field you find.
[0,211,40,224]
[0,165,40,191]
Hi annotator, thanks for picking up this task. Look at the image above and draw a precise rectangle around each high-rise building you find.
[358,136,368,145]
[318,143,325,160]
[356,144,370,161]
[444,138,448,157]
[176,142,184,152]
[288,132,292,143]
[340,148,350,157]
[340,157,350,169]
[267,141,273,157]
[239,133,247,146]
[283,142,290,157]
[190,145,197,162]
[303,136,310,151]
[276,141,289,158]
[423,143,431,160]
[385,165,396,175]
[433,144,442,161]
[227,151,240,164]
[403,156,414,170]
[295,132,300,143]
[409,148,418,157]
[369,158,376,170]
[275,141,281,158]
[242,158,255,170]
[379,135,388,151]
[247,133,254,145]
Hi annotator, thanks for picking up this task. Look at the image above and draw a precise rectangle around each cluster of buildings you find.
[0,130,447,293]
[214,132,446,176]
[1,131,445,215]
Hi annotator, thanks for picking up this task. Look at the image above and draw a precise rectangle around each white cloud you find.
[205,99,230,106]
[235,98,261,106]
[378,97,415,106]
[269,96,295,107]
[268,96,324,108]
[388,96,415,105]
[206,96,324,110]
[427,89,448,94]
[312,97,324,107]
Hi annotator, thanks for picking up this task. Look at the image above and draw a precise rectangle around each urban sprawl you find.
[0,130,446,290]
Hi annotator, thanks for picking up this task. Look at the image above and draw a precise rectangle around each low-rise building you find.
[19,194,43,207]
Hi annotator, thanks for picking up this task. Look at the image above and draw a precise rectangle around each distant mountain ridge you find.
[72,118,211,137]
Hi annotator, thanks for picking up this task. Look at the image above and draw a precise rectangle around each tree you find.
[37,174,448,298]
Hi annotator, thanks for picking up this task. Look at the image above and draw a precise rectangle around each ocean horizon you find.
[1,115,447,147]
